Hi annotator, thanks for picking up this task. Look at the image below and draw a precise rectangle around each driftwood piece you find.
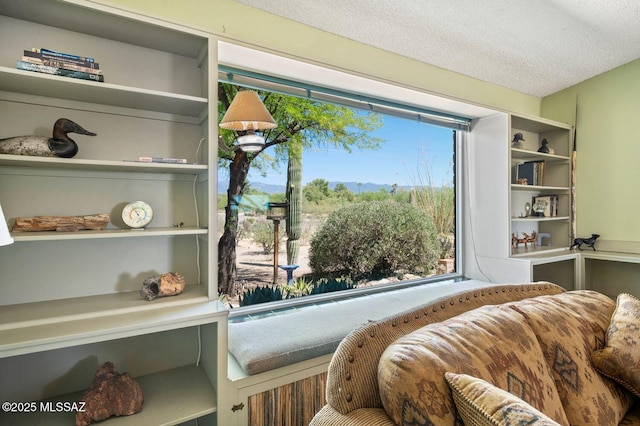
[11,213,110,232]
[76,362,143,426]
[140,272,186,301]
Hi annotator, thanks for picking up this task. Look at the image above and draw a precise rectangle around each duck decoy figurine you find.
[537,138,555,155]
[511,132,525,148]
[0,118,96,158]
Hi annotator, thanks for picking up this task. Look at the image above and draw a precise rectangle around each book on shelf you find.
[517,160,545,186]
[22,51,101,75]
[16,60,105,83]
[138,156,188,164]
[30,48,96,65]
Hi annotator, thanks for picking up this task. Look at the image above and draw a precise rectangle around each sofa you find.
[310,283,640,425]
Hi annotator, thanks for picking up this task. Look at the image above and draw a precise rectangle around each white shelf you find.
[511,216,570,222]
[511,245,569,257]
[11,227,207,242]
[0,67,208,116]
[510,184,570,192]
[0,288,224,358]
[511,148,570,162]
[582,251,640,264]
[0,0,208,58]
[0,154,208,174]
[0,364,217,426]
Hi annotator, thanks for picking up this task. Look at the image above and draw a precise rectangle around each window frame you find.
[216,41,483,316]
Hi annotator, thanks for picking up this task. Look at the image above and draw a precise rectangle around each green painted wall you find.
[542,59,640,242]
[105,0,540,115]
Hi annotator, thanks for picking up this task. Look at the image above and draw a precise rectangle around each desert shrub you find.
[250,220,285,254]
[309,201,439,280]
[251,221,275,254]
[237,217,256,241]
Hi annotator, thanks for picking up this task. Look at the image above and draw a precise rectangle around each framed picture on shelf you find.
[532,195,558,217]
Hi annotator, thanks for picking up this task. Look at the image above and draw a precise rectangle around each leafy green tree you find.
[303,178,331,204]
[218,84,383,296]
[333,182,349,192]
[333,183,355,202]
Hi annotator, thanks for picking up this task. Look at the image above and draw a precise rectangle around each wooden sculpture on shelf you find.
[511,132,525,148]
[76,362,143,426]
[0,118,96,158]
[522,231,537,248]
[537,138,555,154]
[11,213,110,232]
[140,272,186,301]
[511,231,538,249]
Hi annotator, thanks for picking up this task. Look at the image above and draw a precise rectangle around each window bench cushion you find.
[228,279,494,375]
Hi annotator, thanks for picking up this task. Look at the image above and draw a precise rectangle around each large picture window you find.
[217,77,461,311]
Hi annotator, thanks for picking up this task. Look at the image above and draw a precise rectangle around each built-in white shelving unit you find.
[0,0,226,424]
[465,112,576,289]
[509,115,573,257]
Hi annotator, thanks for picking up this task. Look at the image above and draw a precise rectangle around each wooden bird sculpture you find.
[537,138,554,154]
[0,118,96,158]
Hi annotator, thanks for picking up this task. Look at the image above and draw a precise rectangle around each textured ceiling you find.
[235,0,640,97]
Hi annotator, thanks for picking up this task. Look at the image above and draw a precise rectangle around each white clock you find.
[122,201,154,229]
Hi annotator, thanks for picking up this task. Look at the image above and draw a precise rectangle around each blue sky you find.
[247,114,455,188]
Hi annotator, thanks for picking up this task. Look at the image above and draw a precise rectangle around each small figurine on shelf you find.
[522,231,537,249]
[511,233,522,248]
[570,234,600,251]
[511,132,525,148]
[140,272,186,301]
[0,118,96,158]
[537,138,555,155]
[511,231,537,249]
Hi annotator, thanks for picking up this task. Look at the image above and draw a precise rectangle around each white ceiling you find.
[235,0,640,97]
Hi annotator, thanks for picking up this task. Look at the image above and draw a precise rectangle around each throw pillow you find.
[591,293,640,397]
[445,372,561,426]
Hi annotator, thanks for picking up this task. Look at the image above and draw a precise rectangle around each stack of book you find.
[516,160,545,186]
[16,48,104,83]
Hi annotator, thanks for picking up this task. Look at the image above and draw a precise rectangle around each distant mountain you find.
[330,181,412,193]
[218,180,412,194]
[251,182,287,194]
[217,180,283,194]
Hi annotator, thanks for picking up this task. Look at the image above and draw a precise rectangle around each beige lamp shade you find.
[219,90,277,131]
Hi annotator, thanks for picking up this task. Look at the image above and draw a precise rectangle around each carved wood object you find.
[11,213,110,232]
[76,362,143,426]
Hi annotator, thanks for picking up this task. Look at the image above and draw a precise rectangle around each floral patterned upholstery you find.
[378,304,569,425]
